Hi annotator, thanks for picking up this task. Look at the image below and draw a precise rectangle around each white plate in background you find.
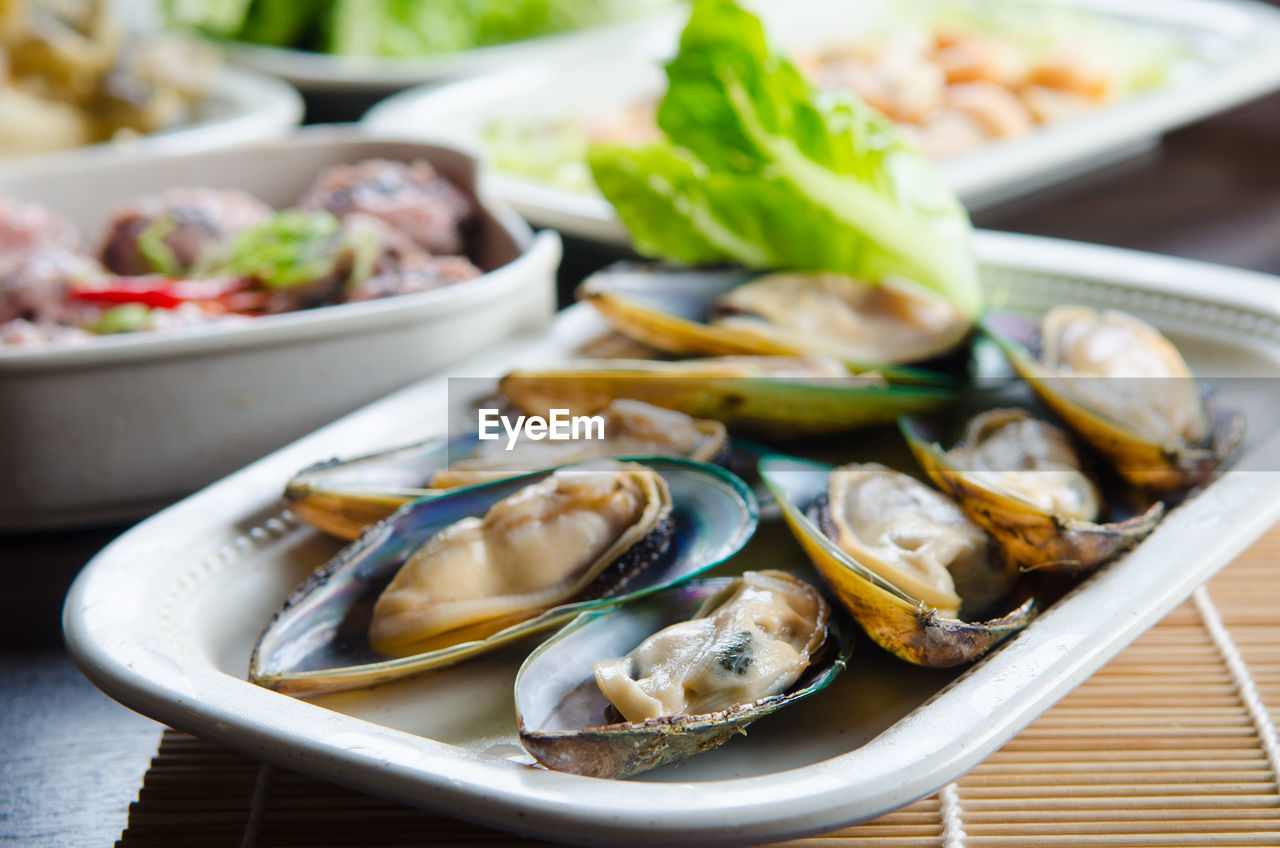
[0,129,560,529]
[363,0,1280,243]
[220,5,680,94]
[0,66,303,179]
[65,232,1280,846]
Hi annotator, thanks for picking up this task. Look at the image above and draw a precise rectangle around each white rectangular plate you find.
[66,232,1280,847]
[362,0,1280,243]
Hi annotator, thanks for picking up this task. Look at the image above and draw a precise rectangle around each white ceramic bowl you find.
[0,66,303,178]
[0,129,561,530]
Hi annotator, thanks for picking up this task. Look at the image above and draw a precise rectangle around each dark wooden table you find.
[4,85,1280,846]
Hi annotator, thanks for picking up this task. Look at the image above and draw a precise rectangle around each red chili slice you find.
[70,276,249,310]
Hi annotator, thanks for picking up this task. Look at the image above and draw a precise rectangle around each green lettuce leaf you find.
[162,0,257,37]
[326,0,671,57]
[237,0,329,47]
[137,216,182,276]
[168,0,673,56]
[88,304,154,336]
[588,0,982,317]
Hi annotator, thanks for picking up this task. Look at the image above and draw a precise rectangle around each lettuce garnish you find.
[205,210,344,290]
[89,304,154,335]
[588,0,982,317]
[137,216,183,276]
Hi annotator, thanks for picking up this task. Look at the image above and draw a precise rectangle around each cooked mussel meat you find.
[369,464,673,656]
[578,264,968,374]
[987,306,1242,492]
[902,409,1164,574]
[817,463,1016,619]
[762,456,1033,667]
[943,409,1102,521]
[593,570,829,722]
[709,272,970,367]
[1041,306,1207,452]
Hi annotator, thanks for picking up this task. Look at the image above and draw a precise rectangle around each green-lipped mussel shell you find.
[284,418,729,541]
[250,458,758,696]
[515,576,852,779]
[982,313,1244,493]
[498,360,954,439]
[285,439,451,540]
[578,265,964,384]
[759,455,1034,667]
[899,413,1164,575]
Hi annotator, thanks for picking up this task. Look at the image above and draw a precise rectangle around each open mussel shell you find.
[899,411,1165,575]
[759,455,1035,667]
[499,359,955,439]
[515,576,852,779]
[250,458,758,696]
[284,402,730,540]
[982,311,1244,493]
[285,439,453,541]
[578,264,967,384]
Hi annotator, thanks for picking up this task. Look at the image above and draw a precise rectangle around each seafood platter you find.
[64,230,1280,845]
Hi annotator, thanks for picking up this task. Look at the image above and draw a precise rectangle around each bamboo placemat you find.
[116,526,1280,848]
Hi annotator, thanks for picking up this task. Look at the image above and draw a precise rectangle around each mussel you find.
[901,409,1164,574]
[761,456,1034,667]
[516,571,850,779]
[369,464,672,657]
[251,458,758,695]
[284,399,728,540]
[499,355,955,438]
[985,306,1243,492]
[579,264,969,379]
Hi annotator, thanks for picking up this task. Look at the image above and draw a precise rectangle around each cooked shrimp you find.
[911,110,988,159]
[935,35,1024,86]
[946,81,1035,139]
[1025,55,1112,101]
[1020,85,1097,125]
